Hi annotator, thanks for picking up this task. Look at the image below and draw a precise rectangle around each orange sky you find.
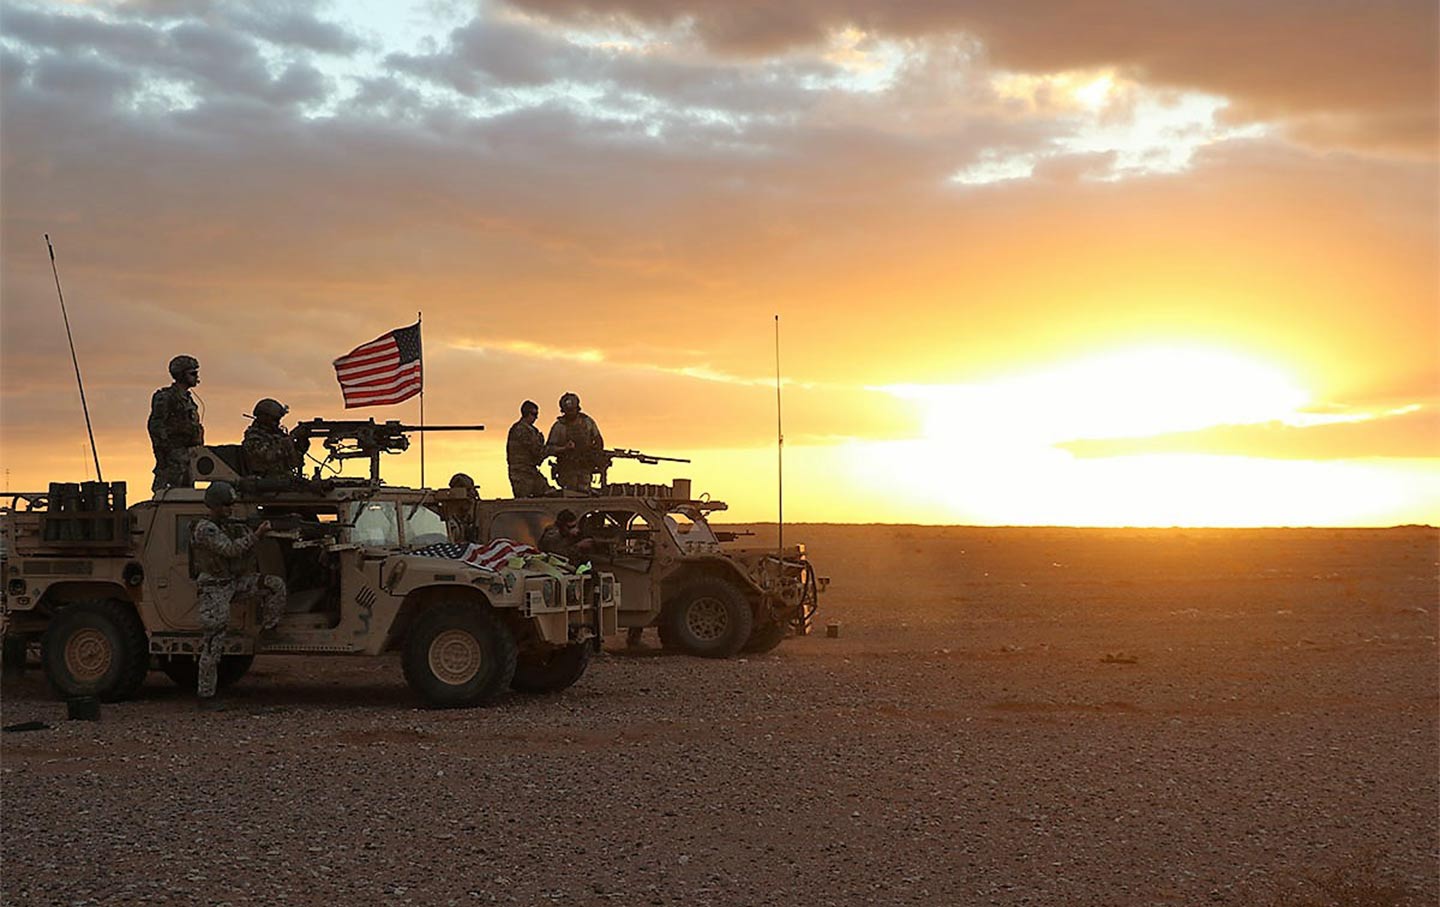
[1,0,1436,525]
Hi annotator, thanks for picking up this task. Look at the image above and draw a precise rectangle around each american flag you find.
[411,538,541,571]
[333,322,423,408]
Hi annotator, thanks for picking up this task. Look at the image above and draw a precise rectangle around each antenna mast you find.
[46,234,103,482]
[775,314,783,561]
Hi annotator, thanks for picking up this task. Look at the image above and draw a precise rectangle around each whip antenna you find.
[46,234,103,482]
[775,314,783,561]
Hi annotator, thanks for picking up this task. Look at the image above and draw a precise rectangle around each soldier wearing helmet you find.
[147,355,205,492]
[546,392,604,492]
[507,399,553,498]
[444,472,481,541]
[191,481,286,709]
[242,397,307,480]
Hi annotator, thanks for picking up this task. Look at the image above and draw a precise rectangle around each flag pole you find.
[417,310,425,488]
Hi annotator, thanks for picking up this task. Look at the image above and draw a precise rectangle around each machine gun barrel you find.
[291,418,485,481]
[602,448,691,465]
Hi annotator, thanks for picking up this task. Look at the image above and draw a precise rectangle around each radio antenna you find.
[775,314,783,562]
[46,234,103,482]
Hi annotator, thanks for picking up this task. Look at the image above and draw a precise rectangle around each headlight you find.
[566,581,582,606]
[601,575,614,602]
[542,578,557,606]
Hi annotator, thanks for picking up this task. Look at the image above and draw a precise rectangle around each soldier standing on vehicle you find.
[507,400,553,497]
[148,355,205,492]
[547,392,604,492]
[242,398,308,479]
[191,481,286,710]
[538,509,595,565]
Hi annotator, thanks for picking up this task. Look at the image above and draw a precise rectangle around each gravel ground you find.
[3,526,1437,906]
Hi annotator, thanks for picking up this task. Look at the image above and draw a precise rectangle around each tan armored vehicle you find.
[1,471,618,708]
[464,479,823,658]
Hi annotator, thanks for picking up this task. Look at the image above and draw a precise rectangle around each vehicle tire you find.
[41,600,149,702]
[742,619,787,654]
[511,643,592,694]
[662,578,754,659]
[402,602,518,708]
[157,654,255,692]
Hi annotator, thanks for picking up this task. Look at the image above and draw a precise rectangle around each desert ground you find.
[3,525,1437,906]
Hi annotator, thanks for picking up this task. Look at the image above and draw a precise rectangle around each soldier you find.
[242,398,307,479]
[546,392,604,492]
[537,509,594,565]
[507,400,552,497]
[148,355,205,492]
[445,472,480,542]
[191,481,286,710]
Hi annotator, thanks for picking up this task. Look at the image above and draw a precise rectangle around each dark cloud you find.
[507,0,1439,152]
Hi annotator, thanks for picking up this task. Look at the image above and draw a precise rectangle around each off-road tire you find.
[742,619,788,654]
[157,654,255,692]
[510,643,592,694]
[402,602,518,708]
[41,600,149,702]
[662,578,754,659]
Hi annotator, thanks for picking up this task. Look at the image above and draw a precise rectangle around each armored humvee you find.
[1,473,618,708]
[462,479,823,658]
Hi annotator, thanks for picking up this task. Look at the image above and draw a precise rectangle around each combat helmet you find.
[168,355,199,380]
[203,481,236,509]
[252,398,288,422]
[558,392,580,410]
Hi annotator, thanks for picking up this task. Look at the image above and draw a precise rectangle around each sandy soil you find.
[3,526,1437,906]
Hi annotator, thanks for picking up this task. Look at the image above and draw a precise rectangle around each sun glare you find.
[832,345,1430,526]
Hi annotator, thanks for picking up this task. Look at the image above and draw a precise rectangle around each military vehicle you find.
[462,478,823,658]
[1,431,618,708]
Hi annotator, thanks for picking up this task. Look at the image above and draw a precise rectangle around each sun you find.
[830,343,1425,526]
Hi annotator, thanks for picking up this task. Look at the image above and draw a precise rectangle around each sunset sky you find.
[2,0,1436,526]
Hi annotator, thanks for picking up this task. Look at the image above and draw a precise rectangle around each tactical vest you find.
[190,519,257,580]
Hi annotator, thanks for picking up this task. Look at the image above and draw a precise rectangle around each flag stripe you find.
[336,359,404,381]
[342,365,422,392]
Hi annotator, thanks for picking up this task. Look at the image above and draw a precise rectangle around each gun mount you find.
[292,418,484,482]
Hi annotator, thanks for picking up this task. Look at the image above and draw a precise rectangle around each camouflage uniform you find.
[507,417,551,497]
[190,518,285,698]
[242,421,304,479]
[547,413,604,492]
[148,385,204,491]
[538,523,586,564]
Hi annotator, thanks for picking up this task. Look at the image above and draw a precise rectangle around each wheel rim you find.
[685,597,730,641]
[428,629,483,686]
[64,628,113,682]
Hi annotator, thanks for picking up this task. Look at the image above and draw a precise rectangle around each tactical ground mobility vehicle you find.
[1,470,618,709]
[463,478,823,658]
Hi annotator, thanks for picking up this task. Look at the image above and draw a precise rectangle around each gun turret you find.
[292,419,485,482]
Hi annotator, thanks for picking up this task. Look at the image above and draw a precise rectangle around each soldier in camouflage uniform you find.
[507,400,553,497]
[537,509,594,564]
[148,355,205,492]
[191,481,285,708]
[445,472,480,542]
[546,393,604,492]
[242,397,307,479]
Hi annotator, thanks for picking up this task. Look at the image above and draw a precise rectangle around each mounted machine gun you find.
[292,418,484,482]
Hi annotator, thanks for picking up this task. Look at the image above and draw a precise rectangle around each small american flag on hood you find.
[411,538,539,571]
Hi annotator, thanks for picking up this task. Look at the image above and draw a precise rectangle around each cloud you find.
[506,0,1439,153]
[1059,405,1440,460]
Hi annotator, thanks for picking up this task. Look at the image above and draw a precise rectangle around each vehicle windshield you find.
[664,507,718,546]
[349,500,399,547]
[404,502,449,547]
